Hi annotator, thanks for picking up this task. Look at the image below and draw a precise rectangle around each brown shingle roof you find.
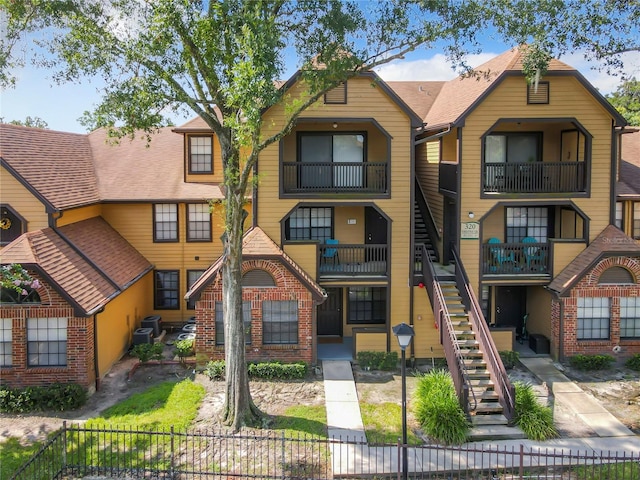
[547,225,640,296]
[88,127,224,201]
[386,82,445,120]
[0,124,101,210]
[423,47,577,129]
[618,130,640,198]
[186,226,326,303]
[0,217,152,314]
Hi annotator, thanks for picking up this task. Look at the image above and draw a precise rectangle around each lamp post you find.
[393,322,415,480]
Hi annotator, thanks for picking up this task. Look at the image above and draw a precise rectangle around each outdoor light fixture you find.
[393,322,415,480]
[332,122,338,129]
[468,211,475,219]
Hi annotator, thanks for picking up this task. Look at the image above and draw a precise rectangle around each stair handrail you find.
[415,178,441,251]
[421,244,477,414]
[451,246,516,421]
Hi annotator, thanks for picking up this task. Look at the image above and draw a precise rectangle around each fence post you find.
[62,421,67,474]
[170,426,175,478]
[281,431,286,480]
[519,443,524,479]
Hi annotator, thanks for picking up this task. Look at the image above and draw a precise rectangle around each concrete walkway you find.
[322,357,640,476]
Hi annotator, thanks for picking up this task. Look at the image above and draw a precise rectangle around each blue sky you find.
[2,42,639,133]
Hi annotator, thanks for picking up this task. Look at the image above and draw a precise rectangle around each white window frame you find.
[577,297,610,340]
[27,317,67,366]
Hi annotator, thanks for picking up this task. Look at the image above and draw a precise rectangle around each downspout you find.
[409,129,417,365]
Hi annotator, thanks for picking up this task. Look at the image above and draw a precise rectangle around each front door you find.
[495,286,526,331]
[318,287,342,337]
[365,207,387,262]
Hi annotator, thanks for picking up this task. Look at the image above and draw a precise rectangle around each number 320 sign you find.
[461,222,479,239]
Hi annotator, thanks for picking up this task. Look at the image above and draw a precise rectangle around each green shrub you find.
[412,369,469,445]
[357,351,398,371]
[626,354,640,371]
[204,360,308,381]
[499,350,520,369]
[130,343,164,362]
[569,354,615,371]
[174,339,195,358]
[0,383,86,413]
[513,381,557,441]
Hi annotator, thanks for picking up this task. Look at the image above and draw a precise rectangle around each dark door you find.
[442,198,457,264]
[495,286,526,330]
[318,288,342,336]
[365,207,387,263]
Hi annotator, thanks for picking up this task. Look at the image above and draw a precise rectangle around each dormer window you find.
[189,135,213,174]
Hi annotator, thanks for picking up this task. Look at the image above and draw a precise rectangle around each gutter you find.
[414,124,451,145]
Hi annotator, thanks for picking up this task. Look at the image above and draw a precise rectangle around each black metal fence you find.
[11,423,640,479]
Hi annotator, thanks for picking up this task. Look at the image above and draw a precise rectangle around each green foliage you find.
[606,78,640,126]
[130,343,164,363]
[513,382,557,441]
[625,354,640,371]
[272,405,327,438]
[205,360,308,381]
[0,383,86,413]
[569,354,615,371]
[174,338,195,358]
[412,370,469,445]
[0,437,46,480]
[359,402,421,445]
[0,263,41,295]
[356,351,398,371]
[2,115,49,129]
[499,350,520,369]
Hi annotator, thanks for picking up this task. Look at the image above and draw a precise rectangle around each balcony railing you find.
[317,243,387,278]
[282,162,388,194]
[481,241,550,276]
[483,162,586,194]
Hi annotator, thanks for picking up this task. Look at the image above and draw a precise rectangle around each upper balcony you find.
[282,161,387,195]
[483,161,586,194]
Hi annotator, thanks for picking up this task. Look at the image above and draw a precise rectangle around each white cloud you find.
[555,51,640,94]
[375,52,500,81]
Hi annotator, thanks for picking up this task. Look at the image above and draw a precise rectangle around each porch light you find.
[393,322,415,480]
[393,322,415,350]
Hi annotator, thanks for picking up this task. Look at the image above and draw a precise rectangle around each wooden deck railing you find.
[483,161,586,194]
[282,162,388,194]
[481,241,550,276]
[317,243,387,278]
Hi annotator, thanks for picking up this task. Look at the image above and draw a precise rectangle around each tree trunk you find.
[220,145,262,431]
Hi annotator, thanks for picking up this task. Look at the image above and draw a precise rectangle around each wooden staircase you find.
[439,281,524,440]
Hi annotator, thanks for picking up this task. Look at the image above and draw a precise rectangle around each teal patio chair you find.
[487,237,514,271]
[323,239,339,266]
[522,236,544,270]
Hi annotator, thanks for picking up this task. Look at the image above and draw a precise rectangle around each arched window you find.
[0,286,41,304]
[0,205,26,246]
[242,269,276,287]
[598,267,635,285]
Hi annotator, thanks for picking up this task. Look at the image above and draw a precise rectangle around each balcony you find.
[317,243,388,279]
[481,241,550,276]
[282,162,388,195]
[483,162,586,195]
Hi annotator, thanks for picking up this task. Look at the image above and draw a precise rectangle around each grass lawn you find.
[360,402,421,445]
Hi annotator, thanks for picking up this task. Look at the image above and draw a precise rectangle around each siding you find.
[0,166,49,231]
[57,205,103,227]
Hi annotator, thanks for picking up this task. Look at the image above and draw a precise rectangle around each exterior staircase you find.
[414,200,437,264]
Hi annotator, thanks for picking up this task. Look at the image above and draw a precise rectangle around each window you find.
[263,300,298,344]
[27,317,67,366]
[154,270,179,309]
[577,297,610,340]
[215,301,252,345]
[187,270,205,310]
[285,207,332,242]
[347,287,386,325]
[154,204,178,242]
[0,286,40,304]
[0,318,12,366]
[0,205,24,246]
[242,269,276,287]
[187,204,212,241]
[621,297,640,339]
[189,136,213,173]
[324,82,347,104]
[298,132,366,188]
[633,203,640,239]
[527,82,549,104]
[485,133,540,164]
[615,202,624,230]
[506,207,549,242]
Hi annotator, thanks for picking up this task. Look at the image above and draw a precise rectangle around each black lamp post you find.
[393,322,415,480]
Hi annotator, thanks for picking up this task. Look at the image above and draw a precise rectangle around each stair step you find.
[467,425,526,441]
[463,358,487,367]
[460,349,484,358]
[454,329,475,336]
[471,390,499,401]
[468,379,494,388]
[474,404,505,414]
[455,339,479,347]
[466,371,491,380]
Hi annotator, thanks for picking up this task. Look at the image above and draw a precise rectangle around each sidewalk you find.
[322,358,640,476]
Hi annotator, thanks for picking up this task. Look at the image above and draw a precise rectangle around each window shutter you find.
[242,269,276,287]
[324,82,347,104]
[598,266,635,284]
[527,82,549,104]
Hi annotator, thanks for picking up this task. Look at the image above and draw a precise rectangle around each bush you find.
[0,383,86,413]
[513,381,557,441]
[626,354,640,371]
[174,339,195,358]
[204,360,308,381]
[569,354,615,371]
[499,350,520,369]
[357,351,398,371]
[412,369,469,445]
[130,343,164,362]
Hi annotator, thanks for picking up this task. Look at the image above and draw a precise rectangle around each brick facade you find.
[194,259,315,364]
[554,256,640,360]
[0,272,96,390]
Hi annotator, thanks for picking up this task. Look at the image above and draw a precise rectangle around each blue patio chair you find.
[522,236,543,270]
[323,239,339,266]
[487,237,514,270]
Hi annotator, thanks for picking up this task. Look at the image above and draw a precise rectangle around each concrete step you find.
[471,414,509,426]
[467,424,526,441]
[474,403,504,414]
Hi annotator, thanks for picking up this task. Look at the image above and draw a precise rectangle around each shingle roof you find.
[618,130,640,198]
[88,127,224,202]
[386,82,445,121]
[0,217,152,315]
[547,225,640,296]
[0,124,100,210]
[186,226,326,303]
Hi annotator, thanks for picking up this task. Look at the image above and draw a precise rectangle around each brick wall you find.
[558,256,640,360]
[194,259,315,364]
[0,272,96,390]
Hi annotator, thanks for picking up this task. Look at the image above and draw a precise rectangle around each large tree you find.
[1,0,638,430]
[607,78,640,126]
